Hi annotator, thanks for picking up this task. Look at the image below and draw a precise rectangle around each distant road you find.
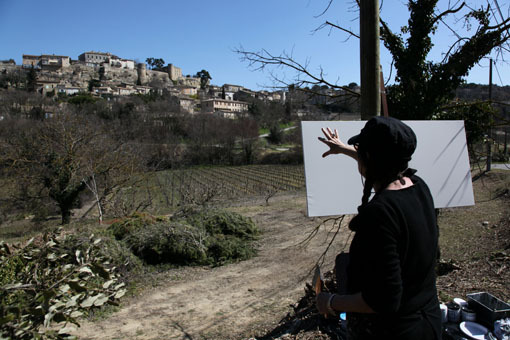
[259,126,297,138]
[492,163,510,170]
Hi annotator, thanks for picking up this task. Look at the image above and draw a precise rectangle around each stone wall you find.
[179,77,200,88]
[146,70,171,84]
[101,65,138,84]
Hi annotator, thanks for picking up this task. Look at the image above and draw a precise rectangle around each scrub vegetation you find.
[109,209,259,266]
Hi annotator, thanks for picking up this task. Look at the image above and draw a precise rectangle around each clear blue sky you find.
[1,0,508,91]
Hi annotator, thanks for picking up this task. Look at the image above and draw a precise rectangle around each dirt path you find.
[74,193,351,340]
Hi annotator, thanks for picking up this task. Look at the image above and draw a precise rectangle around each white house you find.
[201,98,248,115]
[57,85,82,95]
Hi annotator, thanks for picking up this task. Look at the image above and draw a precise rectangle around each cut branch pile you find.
[256,270,346,340]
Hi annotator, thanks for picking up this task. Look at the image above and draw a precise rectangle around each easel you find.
[380,68,389,117]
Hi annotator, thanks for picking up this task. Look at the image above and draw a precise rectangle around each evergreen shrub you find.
[123,221,209,265]
[109,209,259,266]
[109,212,168,240]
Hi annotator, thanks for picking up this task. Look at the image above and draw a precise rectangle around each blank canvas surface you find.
[302,120,475,217]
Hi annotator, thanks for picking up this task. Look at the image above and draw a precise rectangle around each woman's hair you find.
[357,144,410,206]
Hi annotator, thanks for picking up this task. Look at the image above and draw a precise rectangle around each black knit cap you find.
[347,116,417,161]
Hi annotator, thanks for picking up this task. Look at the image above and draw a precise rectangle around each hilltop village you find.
[0,51,296,118]
[2,52,504,121]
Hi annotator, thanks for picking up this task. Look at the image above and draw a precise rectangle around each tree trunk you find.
[85,174,103,224]
[61,206,72,225]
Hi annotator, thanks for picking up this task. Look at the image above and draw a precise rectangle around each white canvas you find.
[302,120,475,217]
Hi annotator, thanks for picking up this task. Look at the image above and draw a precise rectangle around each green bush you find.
[186,209,259,239]
[433,101,494,147]
[109,212,168,240]
[208,234,257,264]
[267,124,283,144]
[124,221,209,265]
[109,209,260,266]
[67,93,96,106]
[0,250,25,288]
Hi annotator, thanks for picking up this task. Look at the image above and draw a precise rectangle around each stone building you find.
[222,84,244,101]
[78,51,118,67]
[36,80,60,95]
[0,59,16,65]
[22,54,70,68]
[174,85,197,97]
[223,84,243,93]
[180,76,201,88]
[207,85,223,98]
[41,55,70,68]
[57,85,82,96]
[167,64,182,81]
[77,51,135,69]
[22,55,40,67]
[177,96,196,114]
[201,98,248,115]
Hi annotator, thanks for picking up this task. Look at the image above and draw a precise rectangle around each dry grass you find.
[436,169,510,302]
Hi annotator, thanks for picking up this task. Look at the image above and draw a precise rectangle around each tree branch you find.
[236,47,360,97]
[440,36,470,64]
[379,19,405,65]
[431,21,510,100]
[486,16,510,30]
[314,0,334,18]
[433,1,466,25]
[320,21,360,39]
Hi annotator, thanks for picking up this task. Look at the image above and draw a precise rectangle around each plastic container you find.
[448,302,461,323]
[454,297,468,308]
[461,306,477,322]
[440,303,448,323]
[467,292,510,328]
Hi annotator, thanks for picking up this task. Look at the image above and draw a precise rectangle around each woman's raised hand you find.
[318,127,359,160]
[318,127,347,158]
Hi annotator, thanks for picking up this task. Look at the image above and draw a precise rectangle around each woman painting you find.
[316,116,441,340]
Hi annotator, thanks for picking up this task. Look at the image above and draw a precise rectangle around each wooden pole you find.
[360,0,381,120]
[486,59,492,172]
[504,128,508,158]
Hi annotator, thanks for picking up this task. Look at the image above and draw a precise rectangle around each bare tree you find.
[1,112,142,224]
[81,131,142,223]
[379,0,510,118]
[236,0,510,119]
[0,89,52,118]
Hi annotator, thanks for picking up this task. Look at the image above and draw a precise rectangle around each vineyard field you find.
[115,164,306,214]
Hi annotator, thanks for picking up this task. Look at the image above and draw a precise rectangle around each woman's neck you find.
[374,177,414,192]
